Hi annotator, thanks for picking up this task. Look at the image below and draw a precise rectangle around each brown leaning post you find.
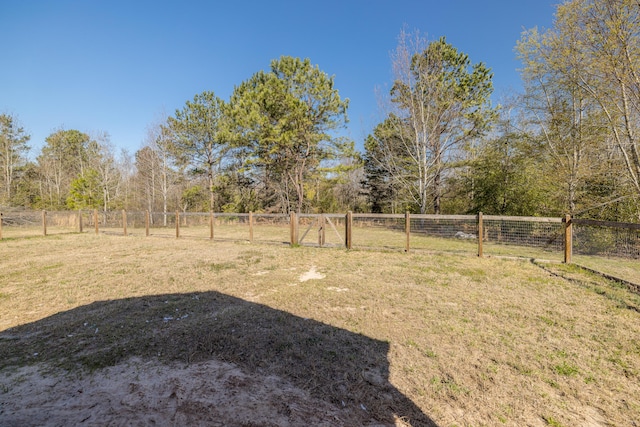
[318,214,325,247]
[477,212,484,258]
[209,211,214,240]
[345,211,352,249]
[564,214,572,264]
[176,211,180,239]
[290,212,298,246]
[405,212,410,252]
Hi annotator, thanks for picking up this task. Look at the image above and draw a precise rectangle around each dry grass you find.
[573,254,640,286]
[1,233,640,426]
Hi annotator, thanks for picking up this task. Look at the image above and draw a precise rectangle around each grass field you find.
[1,233,639,426]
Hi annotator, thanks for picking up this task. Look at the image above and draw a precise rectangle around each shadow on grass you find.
[0,292,437,426]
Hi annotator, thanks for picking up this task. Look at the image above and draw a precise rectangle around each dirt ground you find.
[0,357,405,427]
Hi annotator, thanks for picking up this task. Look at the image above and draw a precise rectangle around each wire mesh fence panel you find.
[572,221,640,286]
[148,212,179,238]
[80,210,94,233]
[252,214,290,245]
[96,211,126,235]
[573,221,640,259]
[124,211,147,236]
[352,214,406,251]
[45,211,81,235]
[149,212,174,229]
[482,216,563,260]
[410,215,477,254]
[0,210,45,238]
[175,212,212,239]
[213,213,250,241]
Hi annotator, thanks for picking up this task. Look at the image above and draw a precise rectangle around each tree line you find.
[2,0,639,221]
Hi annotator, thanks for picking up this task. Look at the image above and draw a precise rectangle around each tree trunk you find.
[433,170,441,215]
[208,165,215,212]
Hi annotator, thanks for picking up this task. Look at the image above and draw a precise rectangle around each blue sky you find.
[1,0,558,157]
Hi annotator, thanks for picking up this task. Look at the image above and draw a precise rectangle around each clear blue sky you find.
[1,0,558,157]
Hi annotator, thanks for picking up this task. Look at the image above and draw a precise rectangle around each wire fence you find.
[573,219,640,258]
[482,215,564,261]
[1,209,638,286]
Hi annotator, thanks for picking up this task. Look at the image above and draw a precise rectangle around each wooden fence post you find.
[564,214,572,264]
[122,210,127,236]
[345,211,352,249]
[405,211,410,252]
[145,210,150,237]
[477,212,483,258]
[249,211,253,243]
[290,212,298,246]
[78,210,83,233]
[210,211,214,240]
[176,211,180,238]
[318,214,325,247]
[42,210,47,236]
[0,212,3,240]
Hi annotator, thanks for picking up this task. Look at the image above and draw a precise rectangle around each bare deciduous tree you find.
[0,113,30,203]
[367,30,496,214]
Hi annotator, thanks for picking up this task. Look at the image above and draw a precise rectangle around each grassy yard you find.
[1,233,639,426]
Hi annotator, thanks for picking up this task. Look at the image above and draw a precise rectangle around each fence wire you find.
[1,210,83,237]
[409,215,477,238]
[149,212,175,229]
[212,213,248,241]
[1,210,50,238]
[45,211,81,235]
[483,216,563,250]
[2,210,637,264]
[124,211,146,233]
[252,213,293,245]
[574,220,640,259]
[96,210,126,234]
[1,210,42,229]
[351,214,406,250]
[409,215,478,253]
[177,212,213,239]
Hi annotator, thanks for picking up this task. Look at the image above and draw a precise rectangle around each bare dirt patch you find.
[299,265,326,282]
[1,358,397,427]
